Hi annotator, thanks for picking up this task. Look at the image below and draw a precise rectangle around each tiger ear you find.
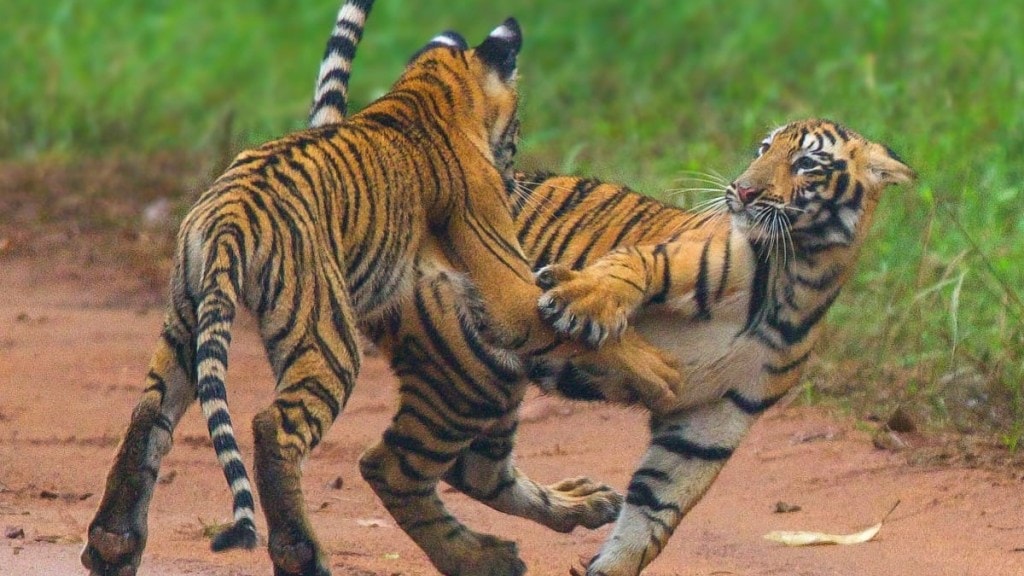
[865,142,916,186]
[426,30,469,51]
[475,18,521,81]
[407,30,469,64]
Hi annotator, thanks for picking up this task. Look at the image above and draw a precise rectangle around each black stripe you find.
[764,350,812,375]
[741,240,772,334]
[633,467,671,483]
[383,429,460,464]
[279,376,343,422]
[715,238,732,301]
[554,364,606,401]
[694,240,712,320]
[768,288,841,345]
[724,389,786,415]
[648,244,671,304]
[324,35,357,62]
[625,479,681,513]
[652,436,733,460]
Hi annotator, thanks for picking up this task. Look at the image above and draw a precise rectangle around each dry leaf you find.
[763,500,899,547]
[764,522,882,546]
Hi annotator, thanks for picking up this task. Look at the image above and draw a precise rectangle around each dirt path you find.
[2,254,1023,575]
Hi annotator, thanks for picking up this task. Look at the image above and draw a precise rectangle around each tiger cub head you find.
[726,119,915,251]
[402,18,522,181]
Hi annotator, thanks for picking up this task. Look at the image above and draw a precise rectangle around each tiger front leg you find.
[361,438,526,576]
[442,179,683,412]
[534,256,646,349]
[566,332,686,415]
[82,325,196,576]
[363,265,530,575]
[538,235,739,349]
[573,399,754,576]
[445,411,622,533]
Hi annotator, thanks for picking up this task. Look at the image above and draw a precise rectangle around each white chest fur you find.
[633,291,767,409]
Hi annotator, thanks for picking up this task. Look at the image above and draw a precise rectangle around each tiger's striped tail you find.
[193,236,258,551]
[308,0,374,127]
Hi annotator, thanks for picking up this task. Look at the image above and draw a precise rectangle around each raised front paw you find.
[583,336,684,415]
[536,264,632,348]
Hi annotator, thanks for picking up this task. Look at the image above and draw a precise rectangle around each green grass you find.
[3,0,1023,437]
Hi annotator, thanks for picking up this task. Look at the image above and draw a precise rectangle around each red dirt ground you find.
[3,253,1024,575]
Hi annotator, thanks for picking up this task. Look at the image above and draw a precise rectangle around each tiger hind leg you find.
[81,314,197,576]
[445,407,622,534]
[252,260,362,576]
[575,399,753,576]
[362,266,528,576]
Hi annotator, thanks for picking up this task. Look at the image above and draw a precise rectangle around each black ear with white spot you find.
[475,18,521,80]
[427,30,469,50]
[408,30,469,64]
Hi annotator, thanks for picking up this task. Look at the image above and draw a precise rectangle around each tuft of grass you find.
[198,517,234,541]
[2,0,1023,436]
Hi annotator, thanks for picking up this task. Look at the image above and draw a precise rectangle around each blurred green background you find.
[2,0,1023,439]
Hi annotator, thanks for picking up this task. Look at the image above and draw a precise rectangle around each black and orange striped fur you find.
[310,9,915,574]
[82,11,684,576]
[529,121,914,575]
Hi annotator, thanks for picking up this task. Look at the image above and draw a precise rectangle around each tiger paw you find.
[430,532,526,576]
[584,337,684,415]
[544,476,623,532]
[268,531,329,576]
[81,525,145,576]
[535,264,635,348]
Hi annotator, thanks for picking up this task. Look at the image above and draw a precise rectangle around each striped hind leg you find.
[251,272,361,576]
[81,311,197,576]
[361,266,531,576]
[576,399,754,576]
[444,403,622,534]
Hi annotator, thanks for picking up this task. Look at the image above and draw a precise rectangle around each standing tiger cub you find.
[80,22,529,576]
[83,14,682,576]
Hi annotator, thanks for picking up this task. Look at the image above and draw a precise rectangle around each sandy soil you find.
[2,253,1024,576]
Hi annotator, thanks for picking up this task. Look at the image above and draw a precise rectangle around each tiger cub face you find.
[726,119,915,248]
[403,19,521,181]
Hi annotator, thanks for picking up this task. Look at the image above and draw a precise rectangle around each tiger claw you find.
[534,264,574,290]
[537,293,623,349]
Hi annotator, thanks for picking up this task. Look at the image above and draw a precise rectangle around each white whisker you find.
[673,169,730,185]
[511,181,555,212]
[665,187,726,195]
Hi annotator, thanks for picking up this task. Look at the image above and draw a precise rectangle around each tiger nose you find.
[733,182,762,203]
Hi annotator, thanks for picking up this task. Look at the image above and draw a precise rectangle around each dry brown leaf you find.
[764,522,882,546]
[763,500,899,547]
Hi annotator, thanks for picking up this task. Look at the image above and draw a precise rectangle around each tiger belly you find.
[631,294,767,410]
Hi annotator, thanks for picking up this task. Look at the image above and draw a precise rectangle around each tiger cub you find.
[524,120,914,575]
[305,4,913,575]
[82,17,678,576]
